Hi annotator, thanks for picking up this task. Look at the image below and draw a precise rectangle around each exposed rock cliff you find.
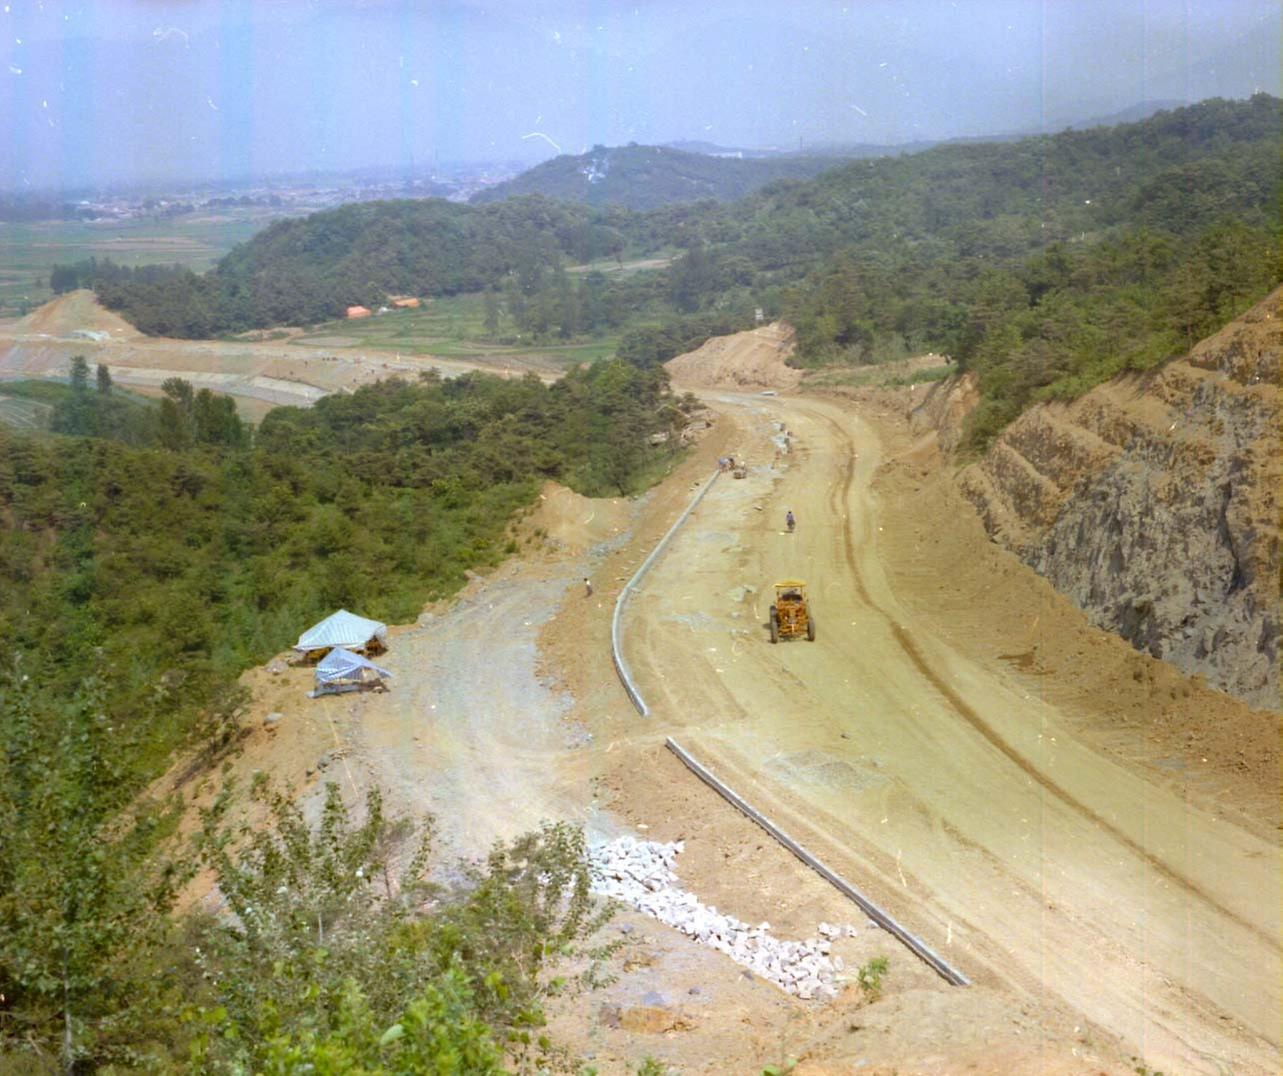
[912,290,1280,710]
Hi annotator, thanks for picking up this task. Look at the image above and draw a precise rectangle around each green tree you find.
[192,387,246,447]
[0,659,185,1072]
[68,355,90,394]
[158,377,195,451]
[188,780,616,1073]
[49,356,95,435]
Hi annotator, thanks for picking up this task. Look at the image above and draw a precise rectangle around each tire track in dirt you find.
[802,401,1280,954]
[631,390,1277,1071]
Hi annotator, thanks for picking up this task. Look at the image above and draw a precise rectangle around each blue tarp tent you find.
[309,647,392,697]
[294,609,388,657]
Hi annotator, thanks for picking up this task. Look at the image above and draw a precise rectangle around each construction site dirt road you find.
[596,388,1280,1075]
[181,327,1279,1074]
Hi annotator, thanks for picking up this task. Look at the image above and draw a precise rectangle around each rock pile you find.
[590,835,858,1000]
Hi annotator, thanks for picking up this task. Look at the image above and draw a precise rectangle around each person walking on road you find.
[785,510,796,533]
[584,577,593,597]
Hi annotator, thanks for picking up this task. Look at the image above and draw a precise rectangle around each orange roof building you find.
[346,305,372,319]
[391,296,421,309]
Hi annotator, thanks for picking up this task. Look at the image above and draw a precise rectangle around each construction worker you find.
[785,510,796,533]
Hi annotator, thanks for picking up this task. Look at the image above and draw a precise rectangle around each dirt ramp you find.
[16,289,141,340]
[665,321,802,391]
[520,481,631,556]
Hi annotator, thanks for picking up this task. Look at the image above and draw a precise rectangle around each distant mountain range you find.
[473,100,1194,210]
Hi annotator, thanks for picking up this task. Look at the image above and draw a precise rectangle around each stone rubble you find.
[590,835,859,1000]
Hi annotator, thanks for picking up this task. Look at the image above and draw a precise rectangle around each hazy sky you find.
[1,0,1278,190]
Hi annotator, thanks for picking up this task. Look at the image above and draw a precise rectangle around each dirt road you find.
[617,392,1280,1075]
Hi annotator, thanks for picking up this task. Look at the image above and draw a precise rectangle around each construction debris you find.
[590,835,857,1000]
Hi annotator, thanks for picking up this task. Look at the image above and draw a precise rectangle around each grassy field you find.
[0,213,267,316]
[292,291,621,366]
[0,377,156,415]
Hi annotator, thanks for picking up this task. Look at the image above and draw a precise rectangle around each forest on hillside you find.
[469,143,846,210]
[50,94,1283,444]
[0,359,686,1069]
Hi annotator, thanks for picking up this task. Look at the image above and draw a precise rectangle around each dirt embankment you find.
[912,290,1280,711]
[664,321,802,392]
[15,288,142,339]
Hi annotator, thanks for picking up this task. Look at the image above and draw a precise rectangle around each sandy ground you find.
[157,322,1279,1072]
[598,389,1279,1075]
[665,320,802,392]
[0,291,562,418]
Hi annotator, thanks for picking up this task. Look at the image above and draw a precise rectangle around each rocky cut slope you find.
[915,290,1280,710]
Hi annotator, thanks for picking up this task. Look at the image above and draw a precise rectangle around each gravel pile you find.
[590,835,859,1000]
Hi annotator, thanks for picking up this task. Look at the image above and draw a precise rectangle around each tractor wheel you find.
[807,615,816,641]
[769,606,779,644]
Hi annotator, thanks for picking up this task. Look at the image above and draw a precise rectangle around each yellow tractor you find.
[769,579,816,643]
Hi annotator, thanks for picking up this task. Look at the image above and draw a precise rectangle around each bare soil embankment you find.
[155,481,647,880]
[606,388,1278,1074]
[664,321,802,391]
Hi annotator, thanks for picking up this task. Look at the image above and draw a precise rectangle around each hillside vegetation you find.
[471,143,845,210]
[50,94,1283,447]
[0,360,684,1068]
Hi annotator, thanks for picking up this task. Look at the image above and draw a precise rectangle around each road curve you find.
[619,391,1281,1076]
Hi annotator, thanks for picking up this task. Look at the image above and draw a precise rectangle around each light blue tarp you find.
[294,609,388,654]
[311,647,392,697]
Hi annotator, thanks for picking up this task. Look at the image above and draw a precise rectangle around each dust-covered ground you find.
[158,482,637,873]
[591,386,1277,1075]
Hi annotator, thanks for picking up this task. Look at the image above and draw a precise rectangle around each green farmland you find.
[0,214,266,316]
[291,292,621,367]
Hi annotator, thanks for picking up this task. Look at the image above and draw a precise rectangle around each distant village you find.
[0,162,526,225]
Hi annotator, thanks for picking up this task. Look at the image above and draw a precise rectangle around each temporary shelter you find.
[310,647,392,697]
[294,609,388,658]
